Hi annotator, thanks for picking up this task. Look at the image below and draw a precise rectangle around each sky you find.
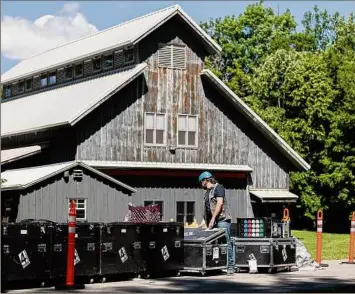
[1,1,355,74]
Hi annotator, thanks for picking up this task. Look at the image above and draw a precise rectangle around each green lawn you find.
[292,230,351,260]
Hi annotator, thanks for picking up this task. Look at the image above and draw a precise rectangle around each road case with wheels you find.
[232,237,296,273]
[181,228,228,276]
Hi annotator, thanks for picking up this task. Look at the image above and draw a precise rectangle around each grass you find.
[292,230,351,260]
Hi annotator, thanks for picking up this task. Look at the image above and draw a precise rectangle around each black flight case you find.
[181,228,228,276]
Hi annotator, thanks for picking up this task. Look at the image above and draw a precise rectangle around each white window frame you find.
[92,56,102,72]
[102,53,114,69]
[177,114,198,148]
[144,112,167,146]
[74,62,84,78]
[68,199,87,221]
[124,46,135,65]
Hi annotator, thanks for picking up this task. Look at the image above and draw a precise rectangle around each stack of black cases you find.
[232,218,296,273]
[182,228,228,276]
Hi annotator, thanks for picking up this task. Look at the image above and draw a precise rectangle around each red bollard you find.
[315,209,323,265]
[55,200,85,290]
[342,212,355,265]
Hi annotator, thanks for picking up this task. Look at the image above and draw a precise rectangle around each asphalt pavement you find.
[6,260,355,293]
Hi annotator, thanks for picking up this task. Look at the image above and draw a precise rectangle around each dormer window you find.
[74,63,83,77]
[18,80,25,93]
[124,47,134,64]
[40,74,48,87]
[103,54,113,69]
[93,57,101,71]
[49,72,56,85]
[25,79,32,91]
[65,66,73,80]
[4,85,11,98]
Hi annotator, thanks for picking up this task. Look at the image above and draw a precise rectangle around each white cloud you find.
[1,2,98,60]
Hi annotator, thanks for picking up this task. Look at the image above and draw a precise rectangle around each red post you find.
[66,200,77,286]
[348,212,355,263]
[315,209,323,264]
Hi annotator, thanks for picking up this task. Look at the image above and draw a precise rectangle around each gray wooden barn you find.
[1,161,135,223]
[1,5,310,224]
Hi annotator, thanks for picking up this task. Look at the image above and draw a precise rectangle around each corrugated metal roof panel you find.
[1,5,221,83]
[1,63,147,137]
[249,189,299,203]
[1,145,46,164]
[200,69,311,172]
[1,161,136,192]
[83,160,253,172]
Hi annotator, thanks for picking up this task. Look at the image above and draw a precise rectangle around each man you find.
[198,171,235,275]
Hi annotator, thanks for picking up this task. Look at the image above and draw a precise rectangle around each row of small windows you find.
[144,113,198,147]
[2,47,135,99]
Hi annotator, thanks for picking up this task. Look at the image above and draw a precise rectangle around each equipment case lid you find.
[183,228,226,244]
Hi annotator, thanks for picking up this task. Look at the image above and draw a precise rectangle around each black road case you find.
[140,222,184,277]
[182,228,228,276]
[52,223,101,282]
[233,237,296,273]
[1,221,54,285]
[99,223,141,277]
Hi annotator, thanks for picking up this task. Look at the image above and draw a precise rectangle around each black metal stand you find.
[55,284,85,291]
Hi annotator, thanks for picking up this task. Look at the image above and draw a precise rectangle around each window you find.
[48,72,56,85]
[124,47,134,64]
[93,57,101,71]
[25,79,32,91]
[68,199,86,220]
[144,201,164,220]
[4,85,11,98]
[74,63,83,77]
[18,80,25,93]
[176,201,195,224]
[177,114,198,147]
[65,66,73,80]
[144,113,166,145]
[158,43,186,69]
[40,74,48,87]
[102,54,113,69]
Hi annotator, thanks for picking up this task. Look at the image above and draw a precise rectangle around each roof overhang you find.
[1,161,137,193]
[82,160,253,172]
[1,64,147,138]
[1,145,47,165]
[200,69,311,172]
[249,189,299,203]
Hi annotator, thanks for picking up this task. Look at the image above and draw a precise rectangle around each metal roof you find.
[1,5,221,84]
[1,161,137,192]
[1,145,47,164]
[1,63,147,137]
[200,69,311,172]
[249,189,299,203]
[82,160,253,172]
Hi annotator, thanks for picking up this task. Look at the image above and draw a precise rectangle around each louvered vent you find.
[83,60,93,76]
[73,169,83,181]
[57,69,65,83]
[33,76,40,89]
[158,44,172,68]
[172,46,186,69]
[114,51,125,68]
[158,44,186,70]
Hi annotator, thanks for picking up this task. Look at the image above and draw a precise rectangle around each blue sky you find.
[1,1,354,74]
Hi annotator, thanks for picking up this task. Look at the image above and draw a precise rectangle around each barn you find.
[1,5,310,224]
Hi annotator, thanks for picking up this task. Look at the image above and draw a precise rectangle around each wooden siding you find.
[114,175,252,223]
[4,167,132,223]
[73,16,292,189]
